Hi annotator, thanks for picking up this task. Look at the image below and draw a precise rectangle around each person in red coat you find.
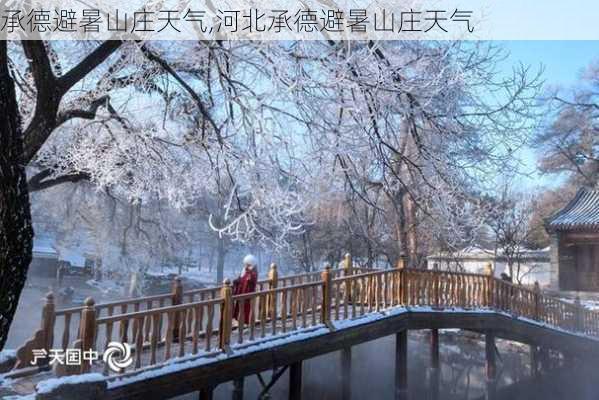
[233,254,259,324]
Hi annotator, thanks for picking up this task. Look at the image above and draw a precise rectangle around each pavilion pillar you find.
[341,347,352,400]
[232,378,244,400]
[429,329,440,400]
[485,331,497,400]
[289,361,303,400]
[395,330,408,400]
[549,234,560,291]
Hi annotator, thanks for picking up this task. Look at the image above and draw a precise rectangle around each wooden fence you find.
[13,255,599,377]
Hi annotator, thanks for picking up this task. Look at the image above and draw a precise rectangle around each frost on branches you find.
[12,41,541,253]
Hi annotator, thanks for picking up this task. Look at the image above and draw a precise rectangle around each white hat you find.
[243,254,258,267]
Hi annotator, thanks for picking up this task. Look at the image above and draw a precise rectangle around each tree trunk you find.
[216,237,226,285]
[402,191,418,268]
[0,43,35,350]
[395,194,408,263]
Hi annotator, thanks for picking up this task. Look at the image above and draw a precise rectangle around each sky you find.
[499,41,599,189]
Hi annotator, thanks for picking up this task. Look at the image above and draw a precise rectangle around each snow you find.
[145,267,217,285]
[86,279,123,295]
[36,373,105,394]
[32,236,57,258]
[0,349,16,364]
[560,297,599,311]
[108,325,329,389]
[58,249,87,268]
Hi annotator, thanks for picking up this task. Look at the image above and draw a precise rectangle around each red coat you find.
[233,267,258,323]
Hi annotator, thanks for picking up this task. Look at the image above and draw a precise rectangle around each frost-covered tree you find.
[536,60,599,187]
[266,41,542,266]
[0,40,541,349]
[0,41,34,353]
[1,40,123,349]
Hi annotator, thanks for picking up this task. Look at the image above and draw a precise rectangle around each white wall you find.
[427,258,551,287]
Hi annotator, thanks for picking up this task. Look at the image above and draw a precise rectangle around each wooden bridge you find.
[4,255,599,400]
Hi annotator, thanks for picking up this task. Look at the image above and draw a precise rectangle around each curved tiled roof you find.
[546,188,599,231]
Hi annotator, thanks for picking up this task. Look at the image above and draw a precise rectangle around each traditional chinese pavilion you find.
[545,188,599,291]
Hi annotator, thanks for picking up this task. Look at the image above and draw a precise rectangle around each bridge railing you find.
[14,257,599,377]
[12,256,366,371]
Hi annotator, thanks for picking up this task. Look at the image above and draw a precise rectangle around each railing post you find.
[433,271,440,309]
[321,264,332,325]
[574,296,583,332]
[219,279,233,350]
[268,263,278,288]
[533,281,541,321]
[40,292,56,366]
[396,256,406,270]
[343,253,353,276]
[268,263,278,317]
[484,262,494,308]
[172,276,183,342]
[397,258,407,305]
[79,297,96,374]
[343,253,353,303]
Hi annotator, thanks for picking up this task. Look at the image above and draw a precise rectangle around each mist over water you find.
[171,331,599,400]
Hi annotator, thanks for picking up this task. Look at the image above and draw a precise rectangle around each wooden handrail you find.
[232,280,323,301]
[54,269,334,316]
[96,298,223,325]
[14,254,599,377]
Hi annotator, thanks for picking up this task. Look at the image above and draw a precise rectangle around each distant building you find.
[545,188,599,292]
[30,236,59,277]
[427,246,551,287]
[57,247,95,276]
